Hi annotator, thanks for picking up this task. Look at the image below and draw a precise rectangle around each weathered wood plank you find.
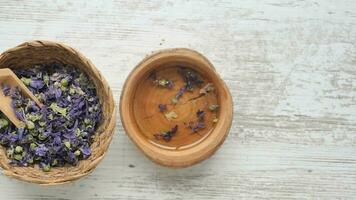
[0,0,356,199]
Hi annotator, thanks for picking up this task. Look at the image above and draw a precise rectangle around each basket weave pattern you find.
[0,40,116,185]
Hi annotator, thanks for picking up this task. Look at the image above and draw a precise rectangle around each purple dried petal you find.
[167,80,173,88]
[29,79,45,89]
[196,109,205,121]
[188,121,205,133]
[55,88,62,99]
[172,87,186,104]
[35,145,48,157]
[178,68,203,90]
[17,128,25,140]
[154,125,178,142]
[196,122,205,129]
[26,101,40,112]
[158,104,167,112]
[2,85,11,96]
[81,145,91,158]
[15,110,25,121]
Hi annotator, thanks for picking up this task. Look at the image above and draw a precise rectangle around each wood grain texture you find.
[0,0,355,199]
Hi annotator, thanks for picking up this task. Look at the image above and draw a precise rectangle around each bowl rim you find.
[120,48,233,168]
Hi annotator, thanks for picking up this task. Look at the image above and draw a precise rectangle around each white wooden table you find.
[1,0,356,199]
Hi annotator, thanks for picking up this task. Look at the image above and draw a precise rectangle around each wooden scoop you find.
[0,68,43,128]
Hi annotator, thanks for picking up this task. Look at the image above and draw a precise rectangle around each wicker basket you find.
[0,40,116,185]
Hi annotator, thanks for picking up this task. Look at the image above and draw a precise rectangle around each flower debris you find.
[209,104,219,112]
[164,111,178,121]
[154,125,178,142]
[158,104,167,112]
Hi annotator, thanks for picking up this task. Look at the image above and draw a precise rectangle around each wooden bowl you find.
[120,48,233,167]
[0,40,116,185]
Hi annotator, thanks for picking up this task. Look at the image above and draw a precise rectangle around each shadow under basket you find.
[120,48,233,168]
[0,40,116,185]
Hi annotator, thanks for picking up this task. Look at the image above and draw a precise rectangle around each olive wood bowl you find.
[120,48,233,167]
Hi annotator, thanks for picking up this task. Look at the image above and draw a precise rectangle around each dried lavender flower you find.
[0,63,102,171]
[171,87,186,104]
[196,109,205,121]
[188,122,205,133]
[158,104,167,112]
[178,68,203,91]
[186,109,207,133]
[154,125,178,142]
[2,84,11,96]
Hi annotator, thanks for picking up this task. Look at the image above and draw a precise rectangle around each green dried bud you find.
[19,122,26,129]
[51,159,58,166]
[27,158,34,164]
[25,134,34,142]
[26,114,41,122]
[84,118,91,125]
[30,143,37,150]
[75,87,85,95]
[15,146,23,153]
[43,74,49,85]
[76,128,81,137]
[74,150,81,156]
[50,103,67,117]
[61,78,69,87]
[0,118,9,129]
[94,105,99,111]
[14,154,23,161]
[26,121,35,130]
[43,164,51,172]
[158,79,168,86]
[38,121,46,127]
[21,77,31,86]
[88,107,94,113]
[30,130,39,136]
[171,97,178,104]
[48,114,54,120]
[54,81,60,88]
[77,73,89,85]
[64,141,71,149]
[69,86,75,95]
[38,133,47,140]
[61,85,67,92]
